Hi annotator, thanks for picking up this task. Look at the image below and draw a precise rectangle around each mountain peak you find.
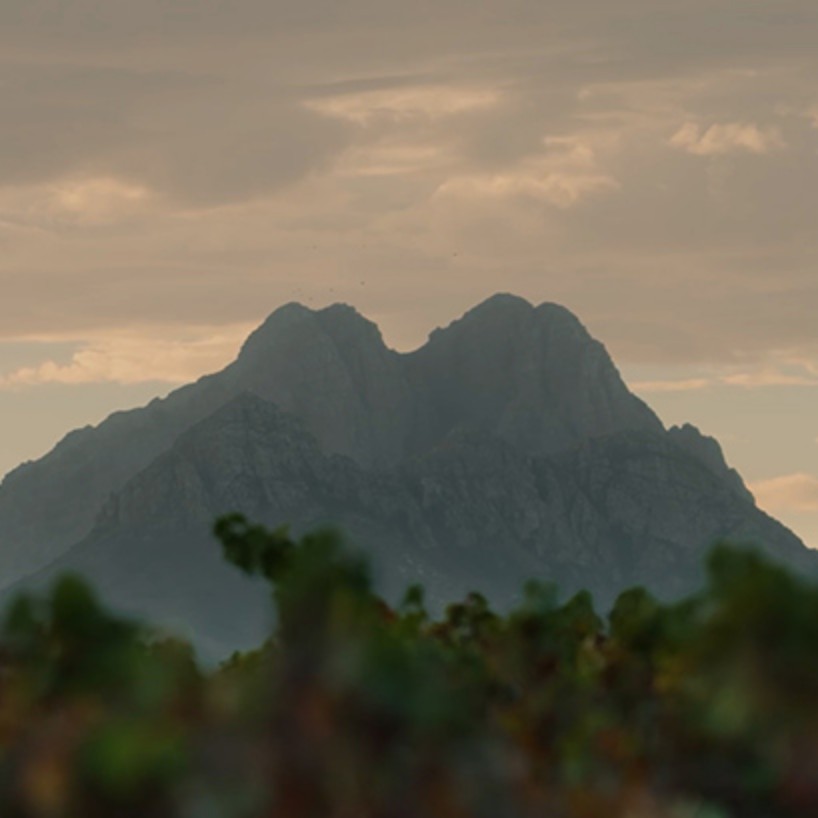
[238,301,389,365]
[433,293,533,336]
[238,302,314,360]
[535,301,587,331]
[316,301,367,322]
[314,302,388,348]
[406,293,662,457]
[427,294,591,347]
[467,292,533,315]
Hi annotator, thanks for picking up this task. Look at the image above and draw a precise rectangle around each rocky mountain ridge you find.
[0,294,661,579]
[0,294,812,657]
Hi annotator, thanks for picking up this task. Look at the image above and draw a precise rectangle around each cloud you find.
[0,63,353,205]
[0,176,156,234]
[630,355,818,393]
[334,141,454,178]
[0,64,196,189]
[44,177,155,226]
[433,134,619,208]
[124,97,353,206]
[0,327,251,389]
[630,378,712,393]
[669,122,786,156]
[434,170,617,208]
[631,372,818,394]
[721,370,818,388]
[750,473,818,513]
[305,84,500,125]
[0,0,816,371]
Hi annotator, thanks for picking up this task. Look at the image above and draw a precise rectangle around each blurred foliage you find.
[2,516,818,816]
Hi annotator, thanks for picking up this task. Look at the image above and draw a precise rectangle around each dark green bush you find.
[1,519,818,817]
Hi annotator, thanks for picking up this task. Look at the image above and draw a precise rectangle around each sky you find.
[1,0,817,547]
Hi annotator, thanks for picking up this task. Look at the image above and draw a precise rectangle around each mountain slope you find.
[12,404,813,660]
[0,293,662,583]
[0,294,814,657]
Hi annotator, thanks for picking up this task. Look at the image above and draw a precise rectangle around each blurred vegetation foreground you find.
[2,516,818,817]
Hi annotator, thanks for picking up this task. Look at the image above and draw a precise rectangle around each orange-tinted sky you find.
[1,0,817,545]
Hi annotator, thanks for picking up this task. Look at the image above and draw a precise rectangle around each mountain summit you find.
[0,295,812,657]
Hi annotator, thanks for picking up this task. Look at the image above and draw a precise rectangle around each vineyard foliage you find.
[1,516,818,817]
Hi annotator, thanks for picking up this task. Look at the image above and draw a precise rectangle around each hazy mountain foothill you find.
[0,294,812,659]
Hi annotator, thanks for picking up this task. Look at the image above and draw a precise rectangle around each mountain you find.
[0,294,813,657]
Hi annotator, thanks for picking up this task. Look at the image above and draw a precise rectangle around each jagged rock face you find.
[666,423,754,503]
[230,294,663,466]
[40,395,428,657]
[0,373,239,579]
[0,294,814,658]
[232,303,414,468]
[0,293,663,581]
[14,394,810,661]
[405,296,663,456]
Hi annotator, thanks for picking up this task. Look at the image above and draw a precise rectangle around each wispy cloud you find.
[0,327,252,389]
[669,122,786,156]
[305,84,500,125]
[48,177,154,225]
[334,141,454,177]
[721,371,818,387]
[434,170,618,208]
[750,473,818,513]
[630,360,818,393]
[629,378,712,393]
[433,135,619,208]
[0,176,155,230]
